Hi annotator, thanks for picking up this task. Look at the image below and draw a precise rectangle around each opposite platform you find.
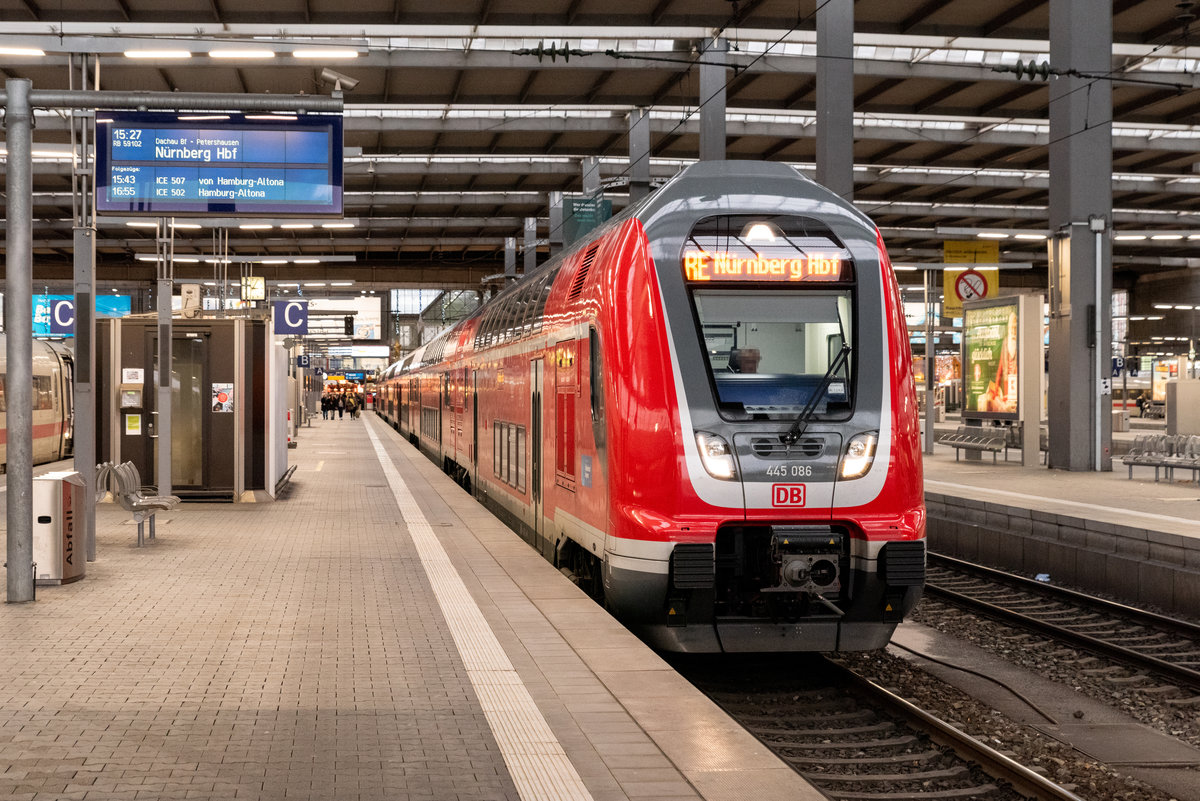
[0,412,816,801]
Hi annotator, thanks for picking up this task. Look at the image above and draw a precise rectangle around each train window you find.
[694,289,855,420]
[507,424,518,486]
[494,422,502,477]
[589,327,604,424]
[33,375,55,411]
[0,373,5,412]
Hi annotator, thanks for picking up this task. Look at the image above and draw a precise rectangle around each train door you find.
[147,331,211,490]
[530,358,544,542]
[471,370,479,489]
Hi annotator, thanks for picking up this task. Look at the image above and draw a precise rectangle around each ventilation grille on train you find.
[881,541,925,587]
[568,243,600,301]
[671,544,715,589]
[750,437,825,458]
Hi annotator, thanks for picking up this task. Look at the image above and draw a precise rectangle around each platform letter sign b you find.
[273,301,308,335]
[49,299,75,335]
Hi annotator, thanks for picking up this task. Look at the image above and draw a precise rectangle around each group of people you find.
[321,391,360,420]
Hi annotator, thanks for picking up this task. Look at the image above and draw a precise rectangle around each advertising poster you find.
[962,299,1019,420]
[212,382,234,412]
[1152,360,1176,402]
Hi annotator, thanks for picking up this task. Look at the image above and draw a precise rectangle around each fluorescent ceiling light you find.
[136,254,158,261]
[209,49,275,59]
[303,282,326,287]
[321,222,354,229]
[281,223,314,229]
[247,114,297,120]
[126,221,157,228]
[260,259,288,264]
[331,281,354,286]
[124,50,191,59]
[1114,234,1147,241]
[891,266,919,271]
[1176,304,1195,310]
[172,222,202,230]
[277,283,300,287]
[1150,234,1183,240]
[203,281,216,286]
[293,49,359,59]
[178,114,230,121]
[239,224,273,230]
[0,46,44,56]
[1153,303,1174,309]
[174,257,200,263]
[1014,233,1047,240]
[976,232,1009,239]
[293,259,321,264]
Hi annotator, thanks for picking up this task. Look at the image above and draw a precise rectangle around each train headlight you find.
[695,431,737,480]
[840,432,878,480]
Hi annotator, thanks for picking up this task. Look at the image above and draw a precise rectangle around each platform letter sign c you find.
[273,300,308,335]
[50,299,75,335]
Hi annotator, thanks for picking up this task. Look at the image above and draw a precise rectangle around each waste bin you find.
[1112,409,1129,433]
[32,471,86,585]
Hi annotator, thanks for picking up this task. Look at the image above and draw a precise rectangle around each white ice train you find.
[0,335,75,470]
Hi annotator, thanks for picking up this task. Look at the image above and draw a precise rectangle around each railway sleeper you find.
[813,767,968,783]
[750,722,897,739]
[776,734,918,751]
[818,786,999,800]
[784,748,944,765]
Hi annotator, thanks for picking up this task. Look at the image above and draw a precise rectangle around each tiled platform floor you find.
[0,412,812,801]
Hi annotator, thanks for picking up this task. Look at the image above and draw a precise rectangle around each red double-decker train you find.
[376,161,925,652]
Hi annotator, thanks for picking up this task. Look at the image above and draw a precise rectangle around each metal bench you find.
[97,461,181,546]
[937,425,1006,463]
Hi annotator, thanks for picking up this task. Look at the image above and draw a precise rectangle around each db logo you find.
[772,484,806,507]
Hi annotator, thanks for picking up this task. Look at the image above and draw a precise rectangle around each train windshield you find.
[693,290,854,420]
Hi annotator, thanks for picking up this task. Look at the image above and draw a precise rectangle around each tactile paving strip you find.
[365,422,594,801]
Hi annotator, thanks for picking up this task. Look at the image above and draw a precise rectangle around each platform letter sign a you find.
[273,301,309,335]
[49,299,75,335]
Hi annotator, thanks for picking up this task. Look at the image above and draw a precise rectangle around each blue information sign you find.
[95,111,343,217]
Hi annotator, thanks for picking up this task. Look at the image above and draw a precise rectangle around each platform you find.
[921,439,1200,617]
[0,413,816,801]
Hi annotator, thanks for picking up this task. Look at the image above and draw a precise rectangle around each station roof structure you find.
[1,0,1199,330]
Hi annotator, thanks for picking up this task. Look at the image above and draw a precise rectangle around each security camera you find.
[319,68,359,92]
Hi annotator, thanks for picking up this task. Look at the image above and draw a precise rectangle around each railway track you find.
[925,553,1200,692]
[673,654,1082,801]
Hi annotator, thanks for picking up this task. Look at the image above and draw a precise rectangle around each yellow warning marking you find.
[668,607,677,615]
[313,460,324,472]
[885,604,894,612]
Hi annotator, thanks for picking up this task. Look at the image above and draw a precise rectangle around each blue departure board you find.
[95,111,343,217]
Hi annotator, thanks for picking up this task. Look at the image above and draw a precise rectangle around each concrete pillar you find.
[581,156,601,197]
[548,191,564,257]
[5,78,34,603]
[504,237,516,279]
[628,107,651,203]
[524,217,537,273]
[1047,0,1113,471]
[699,37,727,162]
[816,0,854,199]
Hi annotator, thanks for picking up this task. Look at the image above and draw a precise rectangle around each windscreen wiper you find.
[781,343,851,445]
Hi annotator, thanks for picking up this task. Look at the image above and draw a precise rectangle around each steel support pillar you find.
[524,217,537,274]
[699,38,727,162]
[816,0,854,199]
[155,221,173,495]
[71,53,99,562]
[5,78,34,603]
[628,107,651,202]
[1047,0,1113,471]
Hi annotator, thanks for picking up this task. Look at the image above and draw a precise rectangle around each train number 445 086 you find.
[765,463,812,477]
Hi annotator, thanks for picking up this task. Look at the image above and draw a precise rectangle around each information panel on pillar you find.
[93,111,343,217]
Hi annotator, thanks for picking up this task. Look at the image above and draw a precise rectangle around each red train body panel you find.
[378,161,925,652]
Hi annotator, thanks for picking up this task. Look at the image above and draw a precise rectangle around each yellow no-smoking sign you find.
[943,267,999,317]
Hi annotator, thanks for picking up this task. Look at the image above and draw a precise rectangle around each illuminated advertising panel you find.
[962,298,1020,421]
[95,111,343,216]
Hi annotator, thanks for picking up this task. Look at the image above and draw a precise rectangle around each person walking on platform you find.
[321,394,329,420]
[337,393,345,420]
[347,392,358,420]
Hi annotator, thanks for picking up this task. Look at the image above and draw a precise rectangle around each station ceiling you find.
[1,0,1200,307]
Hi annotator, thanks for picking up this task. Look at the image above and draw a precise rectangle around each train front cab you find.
[603,176,925,653]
